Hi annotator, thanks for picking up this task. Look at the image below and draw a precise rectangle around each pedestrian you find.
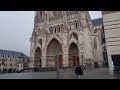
[75,65,83,79]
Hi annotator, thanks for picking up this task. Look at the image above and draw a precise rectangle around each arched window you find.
[75,21,78,29]
[94,38,97,49]
[58,26,60,32]
[76,23,78,28]
[55,27,57,33]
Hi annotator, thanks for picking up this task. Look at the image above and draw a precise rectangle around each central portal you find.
[46,39,63,67]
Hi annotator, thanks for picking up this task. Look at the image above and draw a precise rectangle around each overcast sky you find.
[0,11,102,56]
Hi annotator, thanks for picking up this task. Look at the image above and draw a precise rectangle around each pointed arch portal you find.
[68,42,80,66]
[46,38,63,67]
[34,47,42,70]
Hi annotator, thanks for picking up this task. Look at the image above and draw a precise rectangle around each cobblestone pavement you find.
[0,68,119,79]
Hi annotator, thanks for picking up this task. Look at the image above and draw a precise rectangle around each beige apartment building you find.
[0,49,28,73]
[29,11,104,71]
[102,11,120,75]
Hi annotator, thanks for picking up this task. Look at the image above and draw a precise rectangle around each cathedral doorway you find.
[68,42,80,67]
[46,38,63,67]
[34,47,42,71]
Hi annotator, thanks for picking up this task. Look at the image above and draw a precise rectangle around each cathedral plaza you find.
[0,68,119,79]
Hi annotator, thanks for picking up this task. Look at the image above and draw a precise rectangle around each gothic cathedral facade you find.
[29,11,103,70]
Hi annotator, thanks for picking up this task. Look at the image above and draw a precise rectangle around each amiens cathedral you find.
[29,11,107,70]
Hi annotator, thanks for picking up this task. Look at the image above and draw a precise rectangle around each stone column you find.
[63,54,69,67]
[30,42,35,70]
[78,52,82,66]
[41,55,46,67]
[63,48,69,67]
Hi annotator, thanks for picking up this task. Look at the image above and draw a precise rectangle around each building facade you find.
[91,18,108,68]
[30,11,104,70]
[102,11,120,75]
[0,49,29,73]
